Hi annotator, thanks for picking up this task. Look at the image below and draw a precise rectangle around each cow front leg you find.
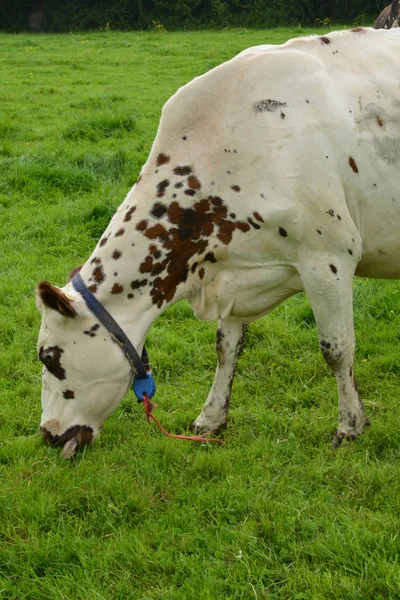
[301,259,369,446]
[190,319,248,434]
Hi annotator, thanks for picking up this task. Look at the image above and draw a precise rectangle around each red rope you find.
[142,394,224,444]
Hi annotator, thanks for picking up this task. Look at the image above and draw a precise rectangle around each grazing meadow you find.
[1,27,400,599]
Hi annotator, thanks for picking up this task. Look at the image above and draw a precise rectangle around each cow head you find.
[36,281,133,457]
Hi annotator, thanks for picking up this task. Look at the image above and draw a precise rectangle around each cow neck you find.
[71,271,148,379]
[76,252,174,356]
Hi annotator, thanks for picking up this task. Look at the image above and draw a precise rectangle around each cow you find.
[36,27,400,457]
[374,0,400,28]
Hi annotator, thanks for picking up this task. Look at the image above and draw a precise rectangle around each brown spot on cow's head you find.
[349,157,359,173]
[39,346,66,380]
[63,390,75,399]
[156,153,170,166]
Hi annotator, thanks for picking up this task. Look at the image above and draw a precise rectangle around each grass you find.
[1,28,400,599]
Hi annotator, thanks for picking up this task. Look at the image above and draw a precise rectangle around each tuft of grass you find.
[1,27,400,600]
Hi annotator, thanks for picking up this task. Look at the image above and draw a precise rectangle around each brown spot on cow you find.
[111,283,124,294]
[173,165,192,176]
[187,175,201,190]
[231,185,241,192]
[184,189,196,196]
[112,250,122,260]
[39,346,66,381]
[156,179,170,198]
[99,237,108,247]
[199,268,205,279]
[150,203,168,219]
[377,118,383,127]
[92,264,105,285]
[156,153,170,166]
[247,217,261,230]
[205,252,217,263]
[348,248,353,255]
[139,196,251,307]
[145,223,170,241]
[136,220,148,232]
[320,36,330,44]
[88,284,97,293]
[131,278,148,290]
[279,227,287,237]
[124,206,137,222]
[115,228,125,237]
[139,255,154,274]
[329,264,338,274]
[63,390,75,399]
[253,212,264,223]
[352,27,364,32]
[349,157,359,173]
[84,324,100,337]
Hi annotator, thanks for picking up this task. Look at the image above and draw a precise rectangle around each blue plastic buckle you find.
[133,371,156,402]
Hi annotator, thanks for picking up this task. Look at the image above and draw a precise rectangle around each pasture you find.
[1,28,400,599]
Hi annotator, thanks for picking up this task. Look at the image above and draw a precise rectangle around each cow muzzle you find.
[40,423,94,458]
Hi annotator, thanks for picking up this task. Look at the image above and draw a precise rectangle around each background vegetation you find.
[0,0,385,32]
[1,27,400,599]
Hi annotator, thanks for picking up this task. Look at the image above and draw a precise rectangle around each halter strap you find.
[71,272,148,382]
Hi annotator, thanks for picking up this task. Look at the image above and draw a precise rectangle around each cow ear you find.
[36,281,77,318]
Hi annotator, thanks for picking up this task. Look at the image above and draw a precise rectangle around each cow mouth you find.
[41,424,93,458]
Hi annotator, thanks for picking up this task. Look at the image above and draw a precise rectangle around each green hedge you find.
[0,0,382,32]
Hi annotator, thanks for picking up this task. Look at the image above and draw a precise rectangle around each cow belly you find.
[188,265,303,322]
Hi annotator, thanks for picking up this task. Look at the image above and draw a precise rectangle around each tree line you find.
[0,0,384,32]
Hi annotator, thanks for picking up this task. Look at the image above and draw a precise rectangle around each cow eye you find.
[39,347,55,365]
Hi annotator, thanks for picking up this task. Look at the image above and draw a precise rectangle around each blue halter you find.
[71,272,156,402]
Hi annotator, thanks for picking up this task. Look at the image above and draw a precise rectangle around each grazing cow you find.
[37,27,400,457]
[374,0,400,28]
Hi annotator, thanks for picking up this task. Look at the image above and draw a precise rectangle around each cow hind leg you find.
[190,318,248,434]
[301,256,369,446]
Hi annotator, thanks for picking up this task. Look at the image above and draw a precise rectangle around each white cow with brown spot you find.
[37,27,400,456]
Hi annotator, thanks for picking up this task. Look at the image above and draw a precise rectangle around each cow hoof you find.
[332,422,370,448]
[189,419,227,435]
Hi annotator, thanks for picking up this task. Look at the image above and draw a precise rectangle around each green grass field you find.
[1,28,400,599]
